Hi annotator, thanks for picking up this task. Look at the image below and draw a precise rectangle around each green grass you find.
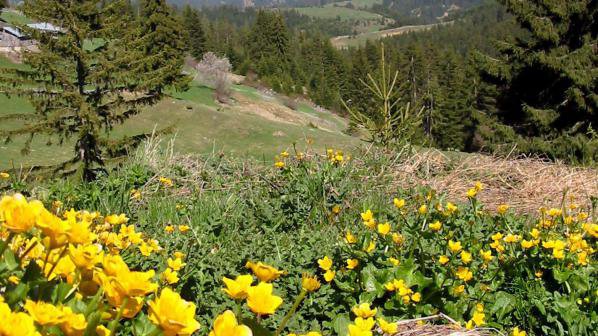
[294,6,382,20]
[0,54,358,168]
[325,0,383,9]
[0,10,33,25]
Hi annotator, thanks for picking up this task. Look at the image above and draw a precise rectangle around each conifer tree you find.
[182,5,207,59]
[0,0,185,179]
[480,0,597,160]
[129,0,188,95]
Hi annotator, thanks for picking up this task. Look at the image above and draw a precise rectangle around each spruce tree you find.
[0,0,185,179]
[182,5,207,59]
[129,0,188,95]
[480,0,597,160]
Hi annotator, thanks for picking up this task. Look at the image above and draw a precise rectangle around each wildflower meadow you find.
[0,146,596,336]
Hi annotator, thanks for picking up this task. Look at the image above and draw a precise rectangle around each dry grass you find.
[382,314,503,335]
[384,148,598,214]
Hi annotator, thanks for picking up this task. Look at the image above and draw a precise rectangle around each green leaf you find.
[7,283,29,305]
[51,282,73,304]
[83,312,102,336]
[331,314,350,336]
[490,291,516,320]
[132,313,162,336]
[3,249,18,271]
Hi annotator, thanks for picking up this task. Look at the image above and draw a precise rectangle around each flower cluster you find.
[0,193,199,335]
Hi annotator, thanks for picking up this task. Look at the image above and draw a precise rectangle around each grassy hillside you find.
[331,21,450,48]
[0,57,359,169]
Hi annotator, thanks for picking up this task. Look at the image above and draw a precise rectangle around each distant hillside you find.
[373,0,486,24]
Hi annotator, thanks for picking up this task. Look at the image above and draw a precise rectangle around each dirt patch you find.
[231,91,344,133]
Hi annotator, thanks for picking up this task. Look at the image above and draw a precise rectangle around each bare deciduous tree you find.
[195,52,232,103]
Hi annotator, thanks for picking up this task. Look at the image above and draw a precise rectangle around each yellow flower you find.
[130,189,142,200]
[274,161,285,169]
[497,204,509,214]
[96,325,111,336]
[317,256,333,271]
[162,268,180,285]
[377,222,391,235]
[512,327,527,336]
[521,239,535,249]
[67,219,96,245]
[112,269,158,298]
[246,261,285,282]
[474,181,483,191]
[377,317,398,334]
[347,258,359,270]
[345,231,357,244]
[429,220,442,231]
[491,232,503,241]
[456,266,473,282]
[0,308,40,336]
[418,204,427,214]
[577,251,588,265]
[392,233,404,245]
[0,172,9,179]
[59,307,87,336]
[504,234,520,243]
[165,225,175,233]
[105,213,129,225]
[364,241,376,253]
[389,257,400,266]
[208,310,252,336]
[24,300,63,326]
[178,225,190,233]
[246,282,283,315]
[0,194,42,233]
[324,269,335,282]
[159,177,174,187]
[37,210,71,249]
[352,303,377,318]
[411,292,422,302]
[530,228,541,239]
[480,249,493,263]
[445,202,458,214]
[547,208,562,217]
[438,255,449,265]
[453,285,465,295]
[280,151,289,158]
[149,287,201,336]
[361,210,376,229]
[222,275,253,299]
[460,251,472,264]
[466,188,477,198]
[302,273,321,292]
[535,270,543,278]
[168,257,186,271]
[332,204,341,214]
[348,317,375,336]
[471,310,485,327]
[393,198,405,209]
[448,240,462,253]
[68,244,103,270]
[174,251,185,259]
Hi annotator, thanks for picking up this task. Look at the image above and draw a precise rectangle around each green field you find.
[294,6,383,20]
[326,0,383,9]
[0,10,33,25]
[0,57,358,169]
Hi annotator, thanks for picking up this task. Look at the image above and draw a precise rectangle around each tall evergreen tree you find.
[248,10,290,84]
[182,5,207,59]
[0,0,185,179]
[129,0,188,95]
[480,0,597,160]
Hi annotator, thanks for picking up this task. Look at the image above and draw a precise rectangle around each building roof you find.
[26,22,64,33]
[3,26,26,38]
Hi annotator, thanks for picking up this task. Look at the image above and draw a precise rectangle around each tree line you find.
[181,1,597,163]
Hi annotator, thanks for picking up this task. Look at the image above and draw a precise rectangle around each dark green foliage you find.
[182,5,207,59]
[478,0,597,162]
[0,0,186,180]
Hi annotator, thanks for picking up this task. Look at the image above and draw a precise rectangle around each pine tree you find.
[129,0,188,95]
[182,5,207,59]
[248,10,290,82]
[480,0,597,160]
[0,0,185,180]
